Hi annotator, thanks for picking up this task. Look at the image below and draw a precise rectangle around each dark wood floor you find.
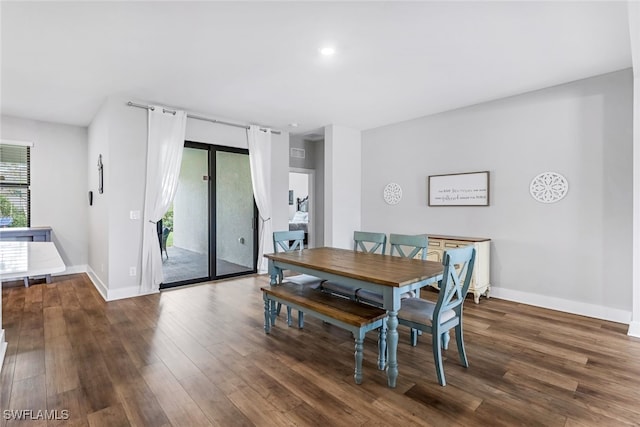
[2,274,639,426]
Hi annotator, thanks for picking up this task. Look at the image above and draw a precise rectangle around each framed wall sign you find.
[428,171,490,206]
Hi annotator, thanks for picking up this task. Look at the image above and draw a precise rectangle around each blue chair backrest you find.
[434,246,476,318]
[353,231,387,254]
[389,234,428,260]
[273,230,305,253]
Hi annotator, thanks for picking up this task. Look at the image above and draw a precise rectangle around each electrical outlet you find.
[129,267,136,276]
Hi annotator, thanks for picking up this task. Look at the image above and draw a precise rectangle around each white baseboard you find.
[55,264,87,276]
[0,329,7,372]
[628,321,640,338]
[86,266,108,301]
[85,266,158,301]
[106,286,158,301]
[490,286,632,324]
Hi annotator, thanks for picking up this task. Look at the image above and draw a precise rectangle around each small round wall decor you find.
[383,183,402,205]
[529,172,568,203]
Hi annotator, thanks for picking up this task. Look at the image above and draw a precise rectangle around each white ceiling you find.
[0,1,632,136]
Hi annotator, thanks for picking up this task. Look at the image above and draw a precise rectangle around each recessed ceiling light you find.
[320,46,335,56]
[289,123,298,128]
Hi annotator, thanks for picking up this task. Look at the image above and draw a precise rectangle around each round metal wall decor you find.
[383,183,402,205]
[529,172,568,203]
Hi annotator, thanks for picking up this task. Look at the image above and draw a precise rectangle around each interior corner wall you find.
[628,0,640,337]
[361,69,633,322]
[1,115,89,272]
[324,125,361,249]
[313,139,325,247]
[87,102,111,293]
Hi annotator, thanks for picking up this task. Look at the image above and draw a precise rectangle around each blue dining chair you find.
[320,231,387,299]
[356,233,428,306]
[397,245,476,386]
[273,230,326,324]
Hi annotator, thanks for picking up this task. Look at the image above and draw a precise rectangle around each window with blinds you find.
[0,143,30,227]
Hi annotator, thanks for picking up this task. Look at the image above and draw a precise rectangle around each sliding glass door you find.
[161,142,257,288]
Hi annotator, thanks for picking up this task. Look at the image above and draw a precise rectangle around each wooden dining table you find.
[264,246,444,388]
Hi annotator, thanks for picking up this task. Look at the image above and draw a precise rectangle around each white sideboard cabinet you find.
[425,234,491,304]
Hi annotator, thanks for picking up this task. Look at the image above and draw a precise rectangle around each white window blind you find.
[0,143,30,227]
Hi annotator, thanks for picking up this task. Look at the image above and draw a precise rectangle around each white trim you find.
[490,287,632,324]
[0,138,33,147]
[86,266,158,301]
[106,286,158,301]
[628,321,640,338]
[86,266,108,301]
[0,329,7,372]
[53,264,87,276]
[290,167,315,248]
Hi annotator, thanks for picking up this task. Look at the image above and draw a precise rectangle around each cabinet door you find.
[427,239,443,262]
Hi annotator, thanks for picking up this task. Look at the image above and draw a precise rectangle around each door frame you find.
[161,141,258,289]
[289,167,315,248]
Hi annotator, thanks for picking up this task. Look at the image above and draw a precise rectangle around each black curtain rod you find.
[126,101,281,135]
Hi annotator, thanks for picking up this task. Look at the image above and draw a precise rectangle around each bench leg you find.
[270,300,277,325]
[23,277,29,288]
[298,310,304,329]
[378,318,387,370]
[387,311,399,388]
[46,274,52,284]
[354,330,365,384]
[263,294,271,334]
[286,306,293,327]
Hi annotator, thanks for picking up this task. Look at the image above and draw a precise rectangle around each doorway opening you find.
[160,142,258,288]
[289,169,315,248]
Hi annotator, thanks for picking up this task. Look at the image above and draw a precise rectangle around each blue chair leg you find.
[442,331,450,350]
[455,324,469,368]
[410,328,418,347]
[432,329,446,386]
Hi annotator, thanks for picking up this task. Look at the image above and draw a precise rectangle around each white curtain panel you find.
[140,106,187,292]
[248,125,273,274]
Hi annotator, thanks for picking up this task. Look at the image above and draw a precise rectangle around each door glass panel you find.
[215,151,255,276]
[162,147,209,283]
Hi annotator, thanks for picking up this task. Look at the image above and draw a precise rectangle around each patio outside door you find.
[160,142,257,288]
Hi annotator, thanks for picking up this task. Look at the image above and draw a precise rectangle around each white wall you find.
[87,104,110,289]
[86,96,289,299]
[324,125,362,249]
[1,115,89,272]
[361,69,633,322]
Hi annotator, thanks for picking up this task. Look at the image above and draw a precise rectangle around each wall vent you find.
[290,147,306,159]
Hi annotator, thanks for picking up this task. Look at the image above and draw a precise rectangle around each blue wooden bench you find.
[261,282,387,384]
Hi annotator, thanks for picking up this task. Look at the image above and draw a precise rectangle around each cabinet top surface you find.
[0,226,52,233]
[427,234,490,242]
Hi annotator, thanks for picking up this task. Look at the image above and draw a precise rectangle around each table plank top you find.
[264,247,443,287]
[0,241,65,280]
